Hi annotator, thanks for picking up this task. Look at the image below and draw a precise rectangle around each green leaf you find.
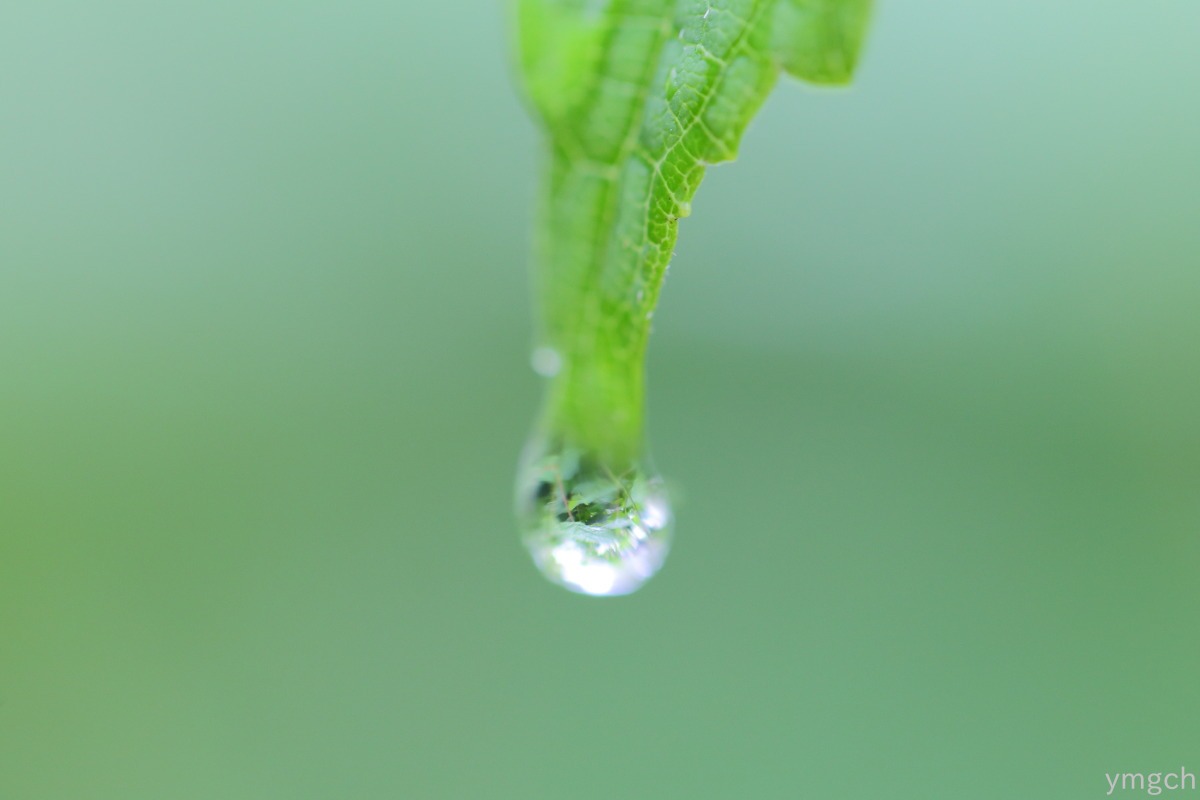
[515,0,871,461]
[773,0,871,84]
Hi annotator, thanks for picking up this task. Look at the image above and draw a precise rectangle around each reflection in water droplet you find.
[516,441,672,596]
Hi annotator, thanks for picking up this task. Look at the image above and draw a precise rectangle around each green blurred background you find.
[2,1,1198,797]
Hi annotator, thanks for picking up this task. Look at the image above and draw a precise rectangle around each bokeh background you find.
[2,1,1198,797]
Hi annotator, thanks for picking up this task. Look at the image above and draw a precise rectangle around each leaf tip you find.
[774,0,873,86]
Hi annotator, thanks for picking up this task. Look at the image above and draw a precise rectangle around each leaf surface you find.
[516,0,870,455]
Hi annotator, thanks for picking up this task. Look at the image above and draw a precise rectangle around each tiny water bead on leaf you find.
[513,1,871,595]
[517,439,672,596]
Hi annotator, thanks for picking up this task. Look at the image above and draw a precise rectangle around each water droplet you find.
[530,346,562,377]
[516,441,672,596]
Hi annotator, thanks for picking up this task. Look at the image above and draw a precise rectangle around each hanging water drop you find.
[516,439,672,596]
